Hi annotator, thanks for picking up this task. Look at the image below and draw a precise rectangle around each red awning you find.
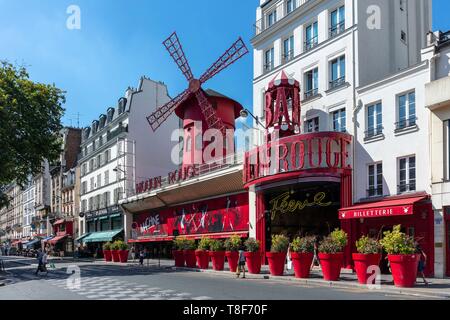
[48,234,68,245]
[11,240,21,246]
[53,219,66,226]
[339,196,429,220]
[128,231,249,243]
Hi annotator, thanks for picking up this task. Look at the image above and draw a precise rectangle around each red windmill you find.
[146,32,249,140]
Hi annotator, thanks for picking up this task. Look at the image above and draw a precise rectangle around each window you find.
[105,150,111,163]
[304,68,319,99]
[368,163,383,197]
[305,117,320,133]
[264,47,275,72]
[305,22,318,51]
[114,187,123,204]
[104,171,109,185]
[330,6,345,37]
[267,10,277,27]
[332,109,346,132]
[286,0,296,14]
[283,35,294,63]
[398,156,416,193]
[330,55,346,88]
[90,177,94,191]
[97,154,102,167]
[105,192,110,207]
[396,91,416,130]
[81,181,87,195]
[366,102,383,138]
[88,197,93,211]
[89,159,94,172]
[97,174,101,189]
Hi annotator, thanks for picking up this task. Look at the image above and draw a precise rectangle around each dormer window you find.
[107,107,115,122]
[99,115,106,129]
[118,97,127,114]
[84,127,91,140]
[92,121,99,134]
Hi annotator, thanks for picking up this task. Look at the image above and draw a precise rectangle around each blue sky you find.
[1,0,450,129]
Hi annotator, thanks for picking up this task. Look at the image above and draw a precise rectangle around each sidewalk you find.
[109,258,450,299]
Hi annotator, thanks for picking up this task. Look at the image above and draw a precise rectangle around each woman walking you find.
[236,244,246,279]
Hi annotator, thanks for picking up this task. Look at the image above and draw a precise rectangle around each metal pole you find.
[159,243,161,268]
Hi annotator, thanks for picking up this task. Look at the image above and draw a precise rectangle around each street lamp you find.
[240,108,267,130]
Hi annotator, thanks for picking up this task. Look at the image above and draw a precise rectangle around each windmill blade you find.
[163,32,194,82]
[199,37,249,84]
[195,90,226,136]
[147,89,191,132]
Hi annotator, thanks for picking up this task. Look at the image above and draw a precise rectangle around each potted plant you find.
[209,240,226,271]
[116,240,129,263]
[172,237,186,268]
[318,229,348,281]
[111,241,121,263]
[183,239,197,268]
[380,225,418,288]
[290,236,315,279]
[225,235,241,273]
[266,234,289,276]
[353,236,382,285]
[244,238,261,274]
[195,237,211,269]
[103,242,112,262]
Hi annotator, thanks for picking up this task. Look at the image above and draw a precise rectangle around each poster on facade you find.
[131,193,249,240]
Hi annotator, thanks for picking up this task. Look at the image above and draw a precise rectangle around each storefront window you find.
[100,219,110,231]
[111,216,123,230]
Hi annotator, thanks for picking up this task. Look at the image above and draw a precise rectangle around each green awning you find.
[75,233,91,242]
[99,216,109,221]
[110,214,122,219]
[83,229,123,243]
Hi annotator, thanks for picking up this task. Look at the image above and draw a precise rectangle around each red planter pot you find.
[353,253,382,285]
[226,251,239,273]
[266,252,287,276]
[195,250,209,269]
[291,252,314,279]
[111,250,120,263]
[119,250,129,263]
[173,250,185,267]
[388,254,420,288]
[245,252,262,274]
[103,250,112,262]
[210,251,226,271]
[319,253,344,281]
[183,250,197,268]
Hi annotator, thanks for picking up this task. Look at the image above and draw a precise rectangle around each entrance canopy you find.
[339,195,429,220]
[75,233,91,243]
[48,235,68,245]
[83,229,123,243]
[24,238,40,248]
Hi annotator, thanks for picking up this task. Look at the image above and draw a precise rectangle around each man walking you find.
[35,249,43,276]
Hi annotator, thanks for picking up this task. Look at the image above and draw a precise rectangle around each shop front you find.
[79,205,124,256]
[340,193,435,277]
[46,219,74,257]
[244,131,354,267]
[128,193,249,258]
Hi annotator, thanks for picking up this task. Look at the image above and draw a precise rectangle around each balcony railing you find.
[107,125,128,142]
[282,50,294,64]
[367,187,383,198]
[304,37,318,52]
[330,21,345,38]
[398,182,416,194]
[329,76,346,89]
[304,88,319,100]
[395,117,417,131]
[365,126,384,139]
[264,62,275,74]
[254,0,313,36]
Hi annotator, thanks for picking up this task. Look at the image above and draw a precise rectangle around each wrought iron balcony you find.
[304,88,319,100]
[365,126,384,139]
[329,21,345,38]
[395,117,417,132]
[264,62,275,74]
[367,187,383,198]
[304,37,319,52]
[107,124,128,142]
[398,182,416,194]
[282,50,294,64]
[329,76,346,89]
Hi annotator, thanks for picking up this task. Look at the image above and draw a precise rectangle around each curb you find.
[172,266,450,299]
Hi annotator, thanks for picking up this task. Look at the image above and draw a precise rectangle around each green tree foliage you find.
[0,61,65,207]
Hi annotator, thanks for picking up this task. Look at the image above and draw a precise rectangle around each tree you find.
[0,61,65,208]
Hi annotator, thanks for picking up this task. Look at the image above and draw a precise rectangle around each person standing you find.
[310,237,321,271]
[35,249,43,276]
[41,250,48,276]
[139,250,145,266]
[415,243,429,285]
[236,245,246,279]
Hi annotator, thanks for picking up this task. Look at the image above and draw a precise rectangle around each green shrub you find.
[356,236,382,254]
[244,238,260,253]
[209,239,225,252]
[270,234,289,253]
[291,236,315,253]
[184,239,197,250]
[224,235,241,252]
[110,241,120,251]
[173,237,186,251]
[319,229,348,254]
[197,237,212,251]
[112,240,128,251]
[103,242,112,250]
[380,225,416,255]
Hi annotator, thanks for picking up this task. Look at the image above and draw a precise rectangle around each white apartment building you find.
[249,0,445,276]
[22,179,36,238]
[78,77,178,246]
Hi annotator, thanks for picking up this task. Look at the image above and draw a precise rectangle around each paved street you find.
[0,256,437,300]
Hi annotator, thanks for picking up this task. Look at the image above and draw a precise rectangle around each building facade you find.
[77,77,178,251]
[22,178,36,239]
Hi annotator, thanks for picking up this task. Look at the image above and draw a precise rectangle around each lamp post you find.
[239,108,267,130]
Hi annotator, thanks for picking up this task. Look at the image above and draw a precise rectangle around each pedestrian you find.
[310,237,321,271]
[236,244,246,279]
[139,250,145,266]
[35,249,43,276]
[41,250,49,276]
[286,242,292,273]
[415,242,429,285]
[131,246,135,263]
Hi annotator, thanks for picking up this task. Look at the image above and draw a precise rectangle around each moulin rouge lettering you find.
[136,165,200,194]
[269,192,333,220]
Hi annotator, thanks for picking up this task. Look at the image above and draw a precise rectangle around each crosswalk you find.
[9,264,212,301]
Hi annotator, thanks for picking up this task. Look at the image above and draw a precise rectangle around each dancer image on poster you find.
[194,204,208,233]
[222,197,235,232]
